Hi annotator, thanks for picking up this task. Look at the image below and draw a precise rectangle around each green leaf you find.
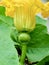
[36,16,47,25]
[0,15,19,65]
[37,56,49,65]
[27,24,49,62]
[0,15,14,27]
[29,24,48,48]
[0,6,5,15]
[27,48,49,62]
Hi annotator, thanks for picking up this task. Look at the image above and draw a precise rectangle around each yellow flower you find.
[0,0,47,32]
[13,0,40,32]
[0,0,40,17]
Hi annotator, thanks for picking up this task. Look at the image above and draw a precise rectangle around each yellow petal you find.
[34,0,45,9]
[14,5,35,32]
[41,2,49,18]
[0,0,44,17]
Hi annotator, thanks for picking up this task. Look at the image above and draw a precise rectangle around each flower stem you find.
[20,44,27,65]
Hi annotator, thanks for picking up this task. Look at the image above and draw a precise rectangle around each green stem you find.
[20,44,27,65]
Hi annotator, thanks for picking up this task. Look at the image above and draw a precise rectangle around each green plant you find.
[0,5,49,65]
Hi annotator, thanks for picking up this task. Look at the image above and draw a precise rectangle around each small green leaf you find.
[11,29,19,43]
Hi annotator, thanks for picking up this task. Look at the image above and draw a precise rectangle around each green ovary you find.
[18,33,31,42]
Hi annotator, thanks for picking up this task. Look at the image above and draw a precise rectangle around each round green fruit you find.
[18,33,30,42]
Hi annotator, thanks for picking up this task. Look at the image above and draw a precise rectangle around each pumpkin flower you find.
[0,0,48,32]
